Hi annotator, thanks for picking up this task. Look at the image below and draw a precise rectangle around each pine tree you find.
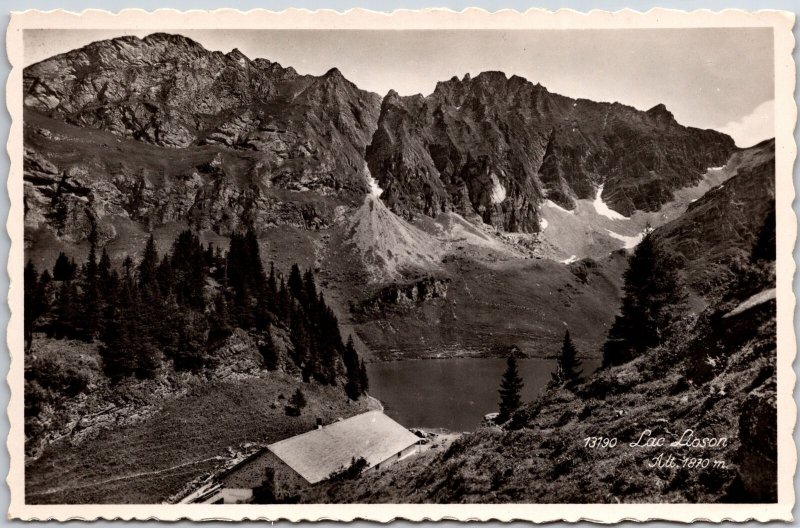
[156,255,174,298]
[80,239,101,340]
[358,359,369,394]
[138,234,160,295]
[552,328,582,386]
[288,264,303,302]
[53,280,79,339]
[602,232,688,367]
[751,205,776,263]
[498,354,524,423]
[98,248,113,290]
[303,269,318,311]
[277,277,290,319]
[100,280,138,381]
[289,387,306,409]
[266,262,278,308]
[52,252,76,282]
[260,326,280,371]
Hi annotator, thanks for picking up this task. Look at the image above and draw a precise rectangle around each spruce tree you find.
[358,359,369,394]
[52,252,76,281]
[260,326,280,371]
[751,205,776,263]
[552,328,582,386]
[288,264,303,302]
[498,354,524,423]
[138,234,160,294]
[602,232,687,367]
[53,281,79,339]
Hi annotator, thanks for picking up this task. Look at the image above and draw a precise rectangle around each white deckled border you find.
[5,7,797,522]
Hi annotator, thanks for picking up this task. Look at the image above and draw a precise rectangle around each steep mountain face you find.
[23,34,381,252]
[313,175,778,504]
[653,139,776,296]
[366,72,735,232]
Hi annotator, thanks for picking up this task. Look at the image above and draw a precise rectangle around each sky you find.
[24,28,775,148]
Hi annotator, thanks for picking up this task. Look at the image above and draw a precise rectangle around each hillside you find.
[317,285,776,503]
[314,214,777,504]
[25,334,377,504]
[652,139,776,297]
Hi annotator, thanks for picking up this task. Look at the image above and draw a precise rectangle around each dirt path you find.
[27,455,224,498]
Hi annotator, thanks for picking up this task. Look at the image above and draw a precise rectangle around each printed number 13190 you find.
[584,436,618,448]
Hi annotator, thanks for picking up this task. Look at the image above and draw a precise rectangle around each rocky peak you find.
[646,103,676,124]
[225,47,249,64]
[323,67,344,79]
[367,70,736,231]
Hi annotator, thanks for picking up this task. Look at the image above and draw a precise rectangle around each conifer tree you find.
[343,335,363,399]
[288,264,303,302]
[80,238,101,340]
[138,234,160,295]
[24,260,39,348]
[358,359,369,394]
[498,354,524,422]
[267,262,278,308]
[277,278,290,320]
[602,231,687,367]
[552,328,582,386]
[156,255,174,298]
[53,281,79,339]
[52,252,76,282]
[98,248,113,291]
[751,205,776,263]
[260,326,280,371]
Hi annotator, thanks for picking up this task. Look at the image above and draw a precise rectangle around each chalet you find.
[198,411,420,504]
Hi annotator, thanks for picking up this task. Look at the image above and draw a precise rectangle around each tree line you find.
[24,228,369,399]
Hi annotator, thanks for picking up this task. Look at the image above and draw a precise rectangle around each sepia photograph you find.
[6,7,796,522]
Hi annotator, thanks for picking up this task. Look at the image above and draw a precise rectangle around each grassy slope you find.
[348,253,628,360]
[25,337,375,504]
[317,293,776,503]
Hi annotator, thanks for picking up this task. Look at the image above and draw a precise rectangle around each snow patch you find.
[364,163,383,198]
[707,166,725,171]
[606,229,643,249]
[539,217,549,230]
[545,200,574,215]
[561,255,579,264]
[490,173,506,204]
[593,184,628,220]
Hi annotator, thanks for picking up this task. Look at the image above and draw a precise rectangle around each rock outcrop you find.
[367,72,736,232]
[23,33,382,246]
[652,139,775,295]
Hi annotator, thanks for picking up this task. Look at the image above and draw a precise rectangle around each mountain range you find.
[23,33,774,358]
[22,31,777,506]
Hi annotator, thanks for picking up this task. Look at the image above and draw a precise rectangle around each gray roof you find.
[267,411,419,484]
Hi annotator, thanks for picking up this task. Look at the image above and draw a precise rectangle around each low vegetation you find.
[317,212,777,503]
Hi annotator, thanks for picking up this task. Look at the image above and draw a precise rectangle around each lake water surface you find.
[367,357,600,431]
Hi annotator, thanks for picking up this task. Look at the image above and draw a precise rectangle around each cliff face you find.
[652,139,776,295]
[23,34,381,248]
[24,33,380,155]
[366,72,735,232]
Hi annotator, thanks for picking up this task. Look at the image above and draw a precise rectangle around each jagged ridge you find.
[367,72,736,232]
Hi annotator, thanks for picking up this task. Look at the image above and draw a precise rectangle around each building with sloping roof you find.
[205,411,420,503]
[268,410,420,484]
